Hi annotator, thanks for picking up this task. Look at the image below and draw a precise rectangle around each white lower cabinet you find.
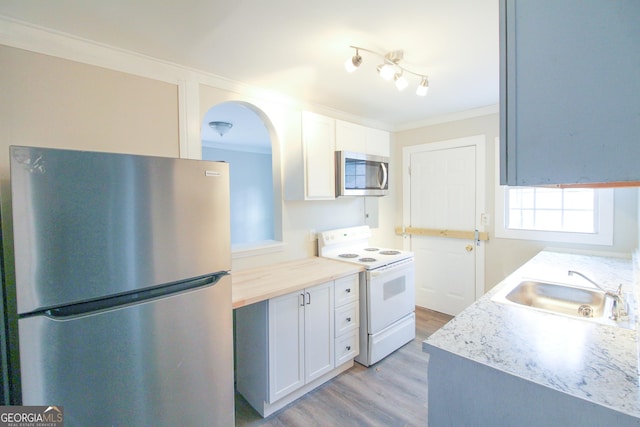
[268,281,334,402]
[235,275,359,417]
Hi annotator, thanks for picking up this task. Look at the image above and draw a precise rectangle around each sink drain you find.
[578,304,594,318]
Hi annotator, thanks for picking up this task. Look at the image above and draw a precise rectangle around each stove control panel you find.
[319,225,371,247]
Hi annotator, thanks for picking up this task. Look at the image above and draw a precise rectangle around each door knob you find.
[465,244,474,252]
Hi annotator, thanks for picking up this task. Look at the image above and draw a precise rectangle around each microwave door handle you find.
[378,163,388,189]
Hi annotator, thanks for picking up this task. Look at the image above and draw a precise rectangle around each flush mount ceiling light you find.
[209,121,233,137]
[344,46,430,96]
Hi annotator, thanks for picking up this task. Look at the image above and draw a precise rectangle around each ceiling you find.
[0,0,500,130]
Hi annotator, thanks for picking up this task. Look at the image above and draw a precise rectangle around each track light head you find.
[377,63,395,80]
[416,77,429,96]
[394,72,408,91]
[344,50,362,73]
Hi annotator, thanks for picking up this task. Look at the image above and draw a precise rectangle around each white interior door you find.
[402,136,485,316]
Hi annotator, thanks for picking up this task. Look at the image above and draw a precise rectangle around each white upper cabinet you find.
[284,111,335,200]
[302,112,336,199]
[335,120,366,153]
[366,127,390,158]
[500,0,640,186]
[284,113,390,201]
[335,120,390,157]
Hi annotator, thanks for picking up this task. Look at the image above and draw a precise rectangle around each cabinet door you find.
[366,128,390,157]
[500,0,640,185]
[268,291,305,402]
[335,120,366,153]
[302,112,336,199]
[303,281,335,383]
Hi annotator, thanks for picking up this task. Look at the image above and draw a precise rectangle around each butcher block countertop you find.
[231,257,364,309]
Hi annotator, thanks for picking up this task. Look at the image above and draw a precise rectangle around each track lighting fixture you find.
[344,46,429,96]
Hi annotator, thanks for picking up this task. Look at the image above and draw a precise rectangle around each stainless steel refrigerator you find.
[10,146,234,426]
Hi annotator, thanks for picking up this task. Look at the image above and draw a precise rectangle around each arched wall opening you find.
[201,101,283,255]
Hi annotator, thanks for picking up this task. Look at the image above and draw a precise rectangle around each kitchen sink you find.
[492,279,635,329]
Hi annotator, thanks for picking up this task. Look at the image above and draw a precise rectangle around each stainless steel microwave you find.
[335,151,389,197]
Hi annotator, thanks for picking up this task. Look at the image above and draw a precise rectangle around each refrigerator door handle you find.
[38,273,227,319]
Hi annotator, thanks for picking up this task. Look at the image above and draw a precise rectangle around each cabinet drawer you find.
[335,301,358,336]
[334,275,359,307]
[335,331,359,366]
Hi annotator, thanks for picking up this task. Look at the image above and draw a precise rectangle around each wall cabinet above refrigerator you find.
[500,0,640,186]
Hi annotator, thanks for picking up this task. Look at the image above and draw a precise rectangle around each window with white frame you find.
[496,185,614,245]
[507,187,596,233]
[494,141,613,245]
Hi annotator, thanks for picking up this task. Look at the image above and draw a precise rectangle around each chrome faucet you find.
[568,270,627,321]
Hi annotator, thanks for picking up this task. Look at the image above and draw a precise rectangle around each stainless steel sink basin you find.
[492,279,635,329]
[505,280,607,317]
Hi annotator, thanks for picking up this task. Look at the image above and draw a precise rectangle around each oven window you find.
[383,277,406,300]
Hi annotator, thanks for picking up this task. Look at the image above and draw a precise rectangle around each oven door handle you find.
[369,257,414,276]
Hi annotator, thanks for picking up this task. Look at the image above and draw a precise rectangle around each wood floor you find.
[235,307,453,426]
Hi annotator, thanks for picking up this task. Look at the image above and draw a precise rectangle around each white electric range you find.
[318,226,416,366]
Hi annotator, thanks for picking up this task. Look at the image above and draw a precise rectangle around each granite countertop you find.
[424,250,640,418]
[231,257,363,309]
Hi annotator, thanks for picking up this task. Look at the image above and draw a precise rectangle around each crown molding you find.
[394,104,499,132]
[1,15,485,133]
[0,15,302,104]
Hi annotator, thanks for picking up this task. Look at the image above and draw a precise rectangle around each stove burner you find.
[379,250,401,255]
[364,247,379,251]
[339,253,359,258]
[359,257,377,263]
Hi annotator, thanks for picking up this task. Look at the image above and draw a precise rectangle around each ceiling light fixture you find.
[394,71,409,91]
[344,48,362,73]
[209,121,233,137]
[344,46,430,96]
[416,77,429,96]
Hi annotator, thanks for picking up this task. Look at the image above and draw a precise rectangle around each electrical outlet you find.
[481,213,490,226]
